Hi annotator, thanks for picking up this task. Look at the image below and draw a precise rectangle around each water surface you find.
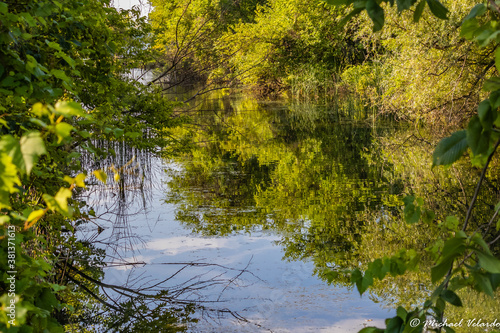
[81,91,407,332]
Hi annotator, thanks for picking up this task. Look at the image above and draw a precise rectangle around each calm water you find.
[80,91,419,332]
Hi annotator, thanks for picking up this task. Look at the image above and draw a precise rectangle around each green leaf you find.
[354,1,368,9]
[55,51,76,68]
[0,153,21,209]
[443,216,459,231]
[20,12,36,27]
[476,250,500,273]
[478,30,500,48]
[55,123,74,143]
[0,135,23,170]
[436,295,446,312]
[50,69,71,83]
[441,234,466,259]
[385,316,404,333]
[474,272,494,296]
[432,130,468,166]
[53,0,63,9]
[125,131,141,139]
[20,132,47,175]
[441,289,462,306]
[366,0,385,32]
[396,0,415,11]
[490,273,500,290]
[490,90,500,110]
[464,3,486,21]
[35,288,60,312]
[352,268,372,295]
[25,55,38,75]
[404,203,421,224]
[467,116,490,156]
[54,101,86,117]
[50,284,67,292]
[78,130,91,139]
[483,77,500,92]
[368,258,388,280]
[30,118,48,128]
[325,270,339,283]
[1,76,16,88]
[413,0,426,22]
[403,195,414,206]
[113,128,124,138]
[21,32,32,40]
[471,233,490,253]
[470,150,490,167]
[45,40,62,51]
[359,271,373,295]
[0,2,7,14]
[478,100,496,130]
[425,0,448,20]
[396,306,407,321]
[422,209,435,224]
[431,236,466,283]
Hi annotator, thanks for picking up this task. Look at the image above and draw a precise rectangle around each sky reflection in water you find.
[91,155,393,332]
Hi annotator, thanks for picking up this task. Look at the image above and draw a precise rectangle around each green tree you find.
[149,0,266,90]
[219,0,366,96]
[149,0,367,99]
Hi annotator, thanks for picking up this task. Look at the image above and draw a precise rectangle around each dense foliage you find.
[149,0,367,97]
[149,0,500,126]
[0,0,189,331]
[149,0,266,89]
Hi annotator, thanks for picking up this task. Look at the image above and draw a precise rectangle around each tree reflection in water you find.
[165,90,500,330]
[76,139,259,331]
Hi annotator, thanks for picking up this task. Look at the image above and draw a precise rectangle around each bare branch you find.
[463,137,500,231]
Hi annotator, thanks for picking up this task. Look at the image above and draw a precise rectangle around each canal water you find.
[80,90,412,332]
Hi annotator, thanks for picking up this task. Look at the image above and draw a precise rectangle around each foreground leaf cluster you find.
[0,0,187,331]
